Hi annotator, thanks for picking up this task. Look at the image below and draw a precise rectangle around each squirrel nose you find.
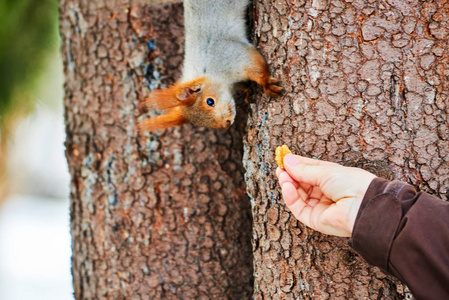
[225,120,232,128]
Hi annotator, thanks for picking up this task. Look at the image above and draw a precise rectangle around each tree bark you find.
[60,1,252,299]
[246,0,448,299]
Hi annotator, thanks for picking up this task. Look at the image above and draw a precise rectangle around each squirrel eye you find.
[206,98,215,107]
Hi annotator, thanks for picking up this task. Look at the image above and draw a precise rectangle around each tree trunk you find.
[60,1,252,298]
[246,0,448,299]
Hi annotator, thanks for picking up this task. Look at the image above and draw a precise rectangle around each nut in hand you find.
[275,145,292,170]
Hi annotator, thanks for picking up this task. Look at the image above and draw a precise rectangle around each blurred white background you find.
[0,55,73,299]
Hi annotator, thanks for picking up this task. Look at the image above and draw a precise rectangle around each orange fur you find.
[142,78,207,111]
[245,49,283,97]
[142,87,180,110]
[139,77,235,132]
[174,77,206,101]
[138,108,187,132]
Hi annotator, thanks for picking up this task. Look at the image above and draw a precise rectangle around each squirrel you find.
[139,0,282,132]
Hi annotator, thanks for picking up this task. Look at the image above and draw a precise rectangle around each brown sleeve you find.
[348,177,449,300]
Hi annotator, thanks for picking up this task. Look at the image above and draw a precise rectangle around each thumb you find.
[283,154,334,187]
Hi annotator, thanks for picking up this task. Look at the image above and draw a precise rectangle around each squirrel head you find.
[139,77,236,132]
[181,79,236,129]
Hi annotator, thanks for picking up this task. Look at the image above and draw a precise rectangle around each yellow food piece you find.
[275,145,292,170]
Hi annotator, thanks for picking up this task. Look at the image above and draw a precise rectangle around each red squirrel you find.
[139,0,282,132]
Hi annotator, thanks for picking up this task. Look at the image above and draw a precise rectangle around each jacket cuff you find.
[348,177,405,273]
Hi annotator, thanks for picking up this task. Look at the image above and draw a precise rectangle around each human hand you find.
[276,154,376,237]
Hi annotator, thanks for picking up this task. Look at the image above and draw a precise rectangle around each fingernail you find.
[284,154,300,167]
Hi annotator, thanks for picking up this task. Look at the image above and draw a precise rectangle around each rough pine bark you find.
[246,0,448,299]
[60,1,252,299]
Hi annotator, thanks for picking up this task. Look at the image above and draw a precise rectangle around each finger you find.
[306,198,319,207]
[297,187,311,204]
[299,182,313,196]
[287,154,339,167]
[276,167,282,177]
[283,154,337,187]
[307,200,330,232]
[280,167,313,194]
[280,181,301,207]
[308,185,324,200]
[281,182,314,227]
[278,170,300,189]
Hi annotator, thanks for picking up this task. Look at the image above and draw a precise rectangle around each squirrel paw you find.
[263,77,283,97]
[138,98,150,113]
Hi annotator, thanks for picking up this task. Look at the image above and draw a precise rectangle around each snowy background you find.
[0,56,73,299]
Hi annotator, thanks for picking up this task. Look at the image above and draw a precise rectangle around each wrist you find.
[346,172,377,236]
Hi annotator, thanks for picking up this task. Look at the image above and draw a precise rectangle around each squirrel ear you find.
[175,77,206,103]
[176,83,202,101]
[142,78,206,111]
[138,108,187,132]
